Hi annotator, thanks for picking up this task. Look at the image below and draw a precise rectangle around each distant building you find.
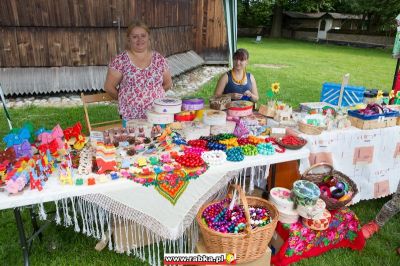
[282,11,393,48]
[283,11,364,41]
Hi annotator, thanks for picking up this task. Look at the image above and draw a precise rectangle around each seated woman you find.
[214,48,259,102]
[104,21,172,124]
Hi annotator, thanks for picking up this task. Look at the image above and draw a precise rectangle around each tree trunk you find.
[270,4,283,38]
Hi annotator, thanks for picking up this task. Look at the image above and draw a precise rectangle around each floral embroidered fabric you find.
[109,51,167,119]
[271,207,365,266]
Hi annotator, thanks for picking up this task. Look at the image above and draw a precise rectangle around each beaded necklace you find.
[231,69,246,85]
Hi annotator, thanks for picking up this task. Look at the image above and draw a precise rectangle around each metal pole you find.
[391,58,400,91]
[14,208,30,266]
[0,83,13,130]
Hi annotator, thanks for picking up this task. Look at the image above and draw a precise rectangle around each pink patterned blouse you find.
[109,51,167,119]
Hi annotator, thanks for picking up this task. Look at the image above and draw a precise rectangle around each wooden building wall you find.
[0,0,227,68]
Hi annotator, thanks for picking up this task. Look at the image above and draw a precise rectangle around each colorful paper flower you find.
[271,82,280,93]
[376,90,383,99]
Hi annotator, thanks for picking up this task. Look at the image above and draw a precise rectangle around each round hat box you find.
[302,209,331,231]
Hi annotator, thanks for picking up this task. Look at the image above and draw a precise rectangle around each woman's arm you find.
[104,69,123,99]
[244,74,259,102]
[214,73,228,96]
[162,68,173,91]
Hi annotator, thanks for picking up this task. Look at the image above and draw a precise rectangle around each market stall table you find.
[300,125,400,203]
[0,148,310,266]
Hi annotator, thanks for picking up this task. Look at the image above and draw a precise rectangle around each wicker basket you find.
[196,184,279,263]
[298,122,325,135]
[301,163,358,210]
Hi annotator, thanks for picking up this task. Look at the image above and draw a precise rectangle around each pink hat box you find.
[269,187,295,211]
[297,198,326,220]
[302,209,331,231]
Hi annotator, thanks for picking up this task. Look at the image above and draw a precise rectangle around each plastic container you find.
[320,82,365,107]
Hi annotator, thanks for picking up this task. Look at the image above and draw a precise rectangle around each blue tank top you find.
[223,71,252,95]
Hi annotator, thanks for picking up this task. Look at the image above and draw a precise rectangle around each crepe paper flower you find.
[376,90,383,100]
[271,82,280,93]
[389,90,395,99]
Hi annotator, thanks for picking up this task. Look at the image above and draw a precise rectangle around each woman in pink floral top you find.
[104,21,172,122]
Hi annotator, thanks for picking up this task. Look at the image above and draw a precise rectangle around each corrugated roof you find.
[328,12,363,20]
[0,50,205,96]
[283,11,325,19]
[284,11,363,20]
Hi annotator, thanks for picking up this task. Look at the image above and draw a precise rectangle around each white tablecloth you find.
[0,148,310,266]
[301,126,400,204]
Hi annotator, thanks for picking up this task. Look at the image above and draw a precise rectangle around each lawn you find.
[191,38,397,108]
[0,38,399,265]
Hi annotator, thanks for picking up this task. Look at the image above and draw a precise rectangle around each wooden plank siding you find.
[0,0,227,67]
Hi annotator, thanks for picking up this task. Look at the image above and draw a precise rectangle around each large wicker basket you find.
[298,122,325,135]
[301,163,358,210]
[196,184,279,263]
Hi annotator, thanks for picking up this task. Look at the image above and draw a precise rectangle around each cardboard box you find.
[195,237,271,266]
[269,231,284,255]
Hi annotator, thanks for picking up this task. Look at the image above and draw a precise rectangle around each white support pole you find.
[0,84,13,130]
[338,73,350,108]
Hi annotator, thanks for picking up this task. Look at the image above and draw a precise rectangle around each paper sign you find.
[374,180,390,198]
[353,146,374,164]
[394,143,400,158]
[309,152,333,165]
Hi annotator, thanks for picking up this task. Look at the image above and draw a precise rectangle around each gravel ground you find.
[3,66,228,108]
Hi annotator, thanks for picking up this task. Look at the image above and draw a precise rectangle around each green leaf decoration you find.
[266,89,274,98]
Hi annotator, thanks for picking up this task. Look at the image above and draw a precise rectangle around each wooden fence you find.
[0,0,227,68]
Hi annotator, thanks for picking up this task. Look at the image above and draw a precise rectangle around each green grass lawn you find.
[192,38,397,108]
[0,38,400,265]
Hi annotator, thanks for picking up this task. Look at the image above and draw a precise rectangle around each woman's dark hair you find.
[233,48,249,61]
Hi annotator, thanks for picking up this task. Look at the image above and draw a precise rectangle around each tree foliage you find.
[238,0,400,31]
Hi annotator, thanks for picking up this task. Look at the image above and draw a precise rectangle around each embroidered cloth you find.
[271,207,365,266]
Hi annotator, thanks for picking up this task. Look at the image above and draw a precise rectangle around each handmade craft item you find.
[13,140,32,158]
[297,198,326,220]
[182,98,205,111]
[146,110,174,125]
[292,180,321,207]
[3,127,31,148]
[210,121,236,135]
[153,98,182,114]
[209,95,231,110]
[182,121,211,140]
[302,209,332,231]
[228,101,253,117]
[125,119,153,138]
[226,147,244,162]
[201,150,227,165]
[174,111,196,121]
[203,110,227,126]
[269,187,295,211]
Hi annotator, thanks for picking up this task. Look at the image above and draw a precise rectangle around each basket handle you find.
[302,162,334,177]
[228,184,252,235]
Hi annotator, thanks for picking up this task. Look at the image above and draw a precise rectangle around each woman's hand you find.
[231,93,243,100]
[244,90,253,98]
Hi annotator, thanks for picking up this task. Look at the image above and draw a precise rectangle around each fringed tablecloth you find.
[0,149,310,266]
[271,207,365,266]
[301,126,400,203]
